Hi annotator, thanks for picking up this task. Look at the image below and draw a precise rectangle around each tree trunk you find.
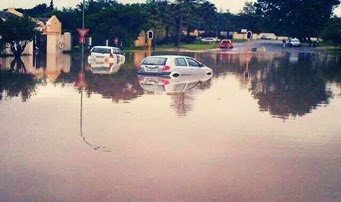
[10,41,28,58]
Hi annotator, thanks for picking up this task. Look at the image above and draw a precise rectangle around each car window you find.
[91,47,102,53]
[175,58,187,66]
[140,84,165,92]
[186,58,201,67]
[142,57,167,65]
[112,48,123,54]
[185,82,200,91]
[92,48,110,54]
[173,83,186,91]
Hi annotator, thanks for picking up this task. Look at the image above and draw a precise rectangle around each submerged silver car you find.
[137,55,213,77]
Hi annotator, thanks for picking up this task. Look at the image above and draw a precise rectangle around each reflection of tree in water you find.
[84,70,144,102]
[170,80,212,116]
[10,57,27,73]
[55,66,144,103]
[249,53,332,119]
[170,93,195,116]
[0,59,38,102]
[317,54,341,83]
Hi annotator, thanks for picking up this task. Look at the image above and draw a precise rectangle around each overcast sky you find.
[1,0,340,16]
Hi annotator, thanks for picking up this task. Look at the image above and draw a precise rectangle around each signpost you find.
[77,28,89,44]
[246,31,253,40]
[147,30,154,51]
[147,30,154,40]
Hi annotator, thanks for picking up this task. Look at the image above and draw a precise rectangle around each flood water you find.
[1,50,341,201]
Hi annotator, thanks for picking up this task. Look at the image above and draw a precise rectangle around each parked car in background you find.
[88,46,125,63]
[137,55,213,78]
[218,39,233,49]
[288,38,301,47]
[260,35,271,40]
[200,37,218,43]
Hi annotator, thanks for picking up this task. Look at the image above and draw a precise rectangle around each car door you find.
[174,57,190,75]
[186,57,203,74]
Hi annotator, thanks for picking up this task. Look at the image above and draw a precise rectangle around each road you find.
[208,39,327,54]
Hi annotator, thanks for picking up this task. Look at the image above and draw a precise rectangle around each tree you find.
[0,19,5,53]
[238,2,264,33]
[255,0,340,38]
[0,15,40,58]
[49,0,55,11]
[321,16,341,46]
[85,3,149,46]
[18,4,52,17]
[195,1,217,36]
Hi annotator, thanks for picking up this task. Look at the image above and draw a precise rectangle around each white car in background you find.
[137,55,213,78]
[200,37,218,43]
[288,38,301,47]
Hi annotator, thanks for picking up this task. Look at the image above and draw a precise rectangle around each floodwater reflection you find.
[1,51,341,117]
[0,51,341,201]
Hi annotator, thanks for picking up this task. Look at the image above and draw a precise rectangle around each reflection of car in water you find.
[87,47,125,74]
[137,55,213,78]
[137,73,213,94]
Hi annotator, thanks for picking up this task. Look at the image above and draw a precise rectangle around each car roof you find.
[92,46,121,50]
[145,55,191,59]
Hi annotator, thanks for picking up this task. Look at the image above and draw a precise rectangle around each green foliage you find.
[85,3,149,46]
[0,15,40,57]
[321,16,341,46]
[3,0,340,50]
[17,3,54,17]
[255,0,340,38]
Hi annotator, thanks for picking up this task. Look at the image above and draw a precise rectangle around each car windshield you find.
[92,47,112,53]
[142,57,167,65]
[221,40,230,43]
[112,48,123,54]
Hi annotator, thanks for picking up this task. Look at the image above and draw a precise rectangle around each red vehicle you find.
[219,39,233,49]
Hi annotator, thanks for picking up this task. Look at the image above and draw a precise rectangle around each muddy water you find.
[0,51,340,201]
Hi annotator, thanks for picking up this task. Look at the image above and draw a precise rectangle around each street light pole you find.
[82,0,85,29]
[81,0,85,74]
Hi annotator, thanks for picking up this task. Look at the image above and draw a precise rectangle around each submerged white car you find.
[87,46,125,74]
[88,46,125,64]
[137,55,213,77]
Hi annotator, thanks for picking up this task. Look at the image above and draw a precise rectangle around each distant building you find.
[1,8,71,55]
